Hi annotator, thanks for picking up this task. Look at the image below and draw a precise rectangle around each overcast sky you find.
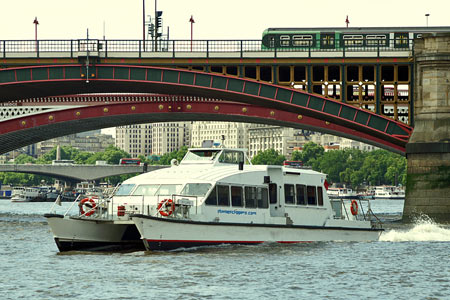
[1,0,448,40]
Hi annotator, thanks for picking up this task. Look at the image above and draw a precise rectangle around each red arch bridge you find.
[0,64,413,155]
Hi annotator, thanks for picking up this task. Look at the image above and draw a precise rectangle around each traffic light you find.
[148,23,154,37]
[155,11,163,30]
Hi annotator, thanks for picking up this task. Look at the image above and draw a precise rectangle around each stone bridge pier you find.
[404,33,450,223]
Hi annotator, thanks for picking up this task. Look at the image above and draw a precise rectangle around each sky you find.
[0,0,449,41]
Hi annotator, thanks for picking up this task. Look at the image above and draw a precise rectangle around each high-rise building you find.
[248,125,298,158]
[151,122,192,155]
[115,124,152,158]
[190,121,249,149]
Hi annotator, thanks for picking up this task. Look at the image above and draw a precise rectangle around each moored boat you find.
[327,187,357,199]
[373,186,405,199]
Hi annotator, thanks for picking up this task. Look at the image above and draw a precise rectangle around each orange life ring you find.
[350,199,358,216]
[157,199,175,217]
[79,197,97,216]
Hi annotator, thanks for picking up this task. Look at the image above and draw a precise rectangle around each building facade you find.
[190,121,249,149]
[115,124,152,158]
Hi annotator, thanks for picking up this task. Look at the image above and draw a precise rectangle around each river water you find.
[1,200,449,300]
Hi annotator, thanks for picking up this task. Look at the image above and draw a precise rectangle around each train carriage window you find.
[366,35,387,46]
[280,35,290,47]
[257,187,269,208]
[320,33,335,49]
[284,184,295,204]
[394,33,409,48]
[292,35,313,46]
[231,186,243,207]
[217,185,230,206]
[343,35,363,46]
[307,186,317,205]
[296,184,306,205]
[317,187,324,206]
[205,186,217,205]
[245,186,257,208]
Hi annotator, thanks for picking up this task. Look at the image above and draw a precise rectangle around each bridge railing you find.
[0,39,414,59]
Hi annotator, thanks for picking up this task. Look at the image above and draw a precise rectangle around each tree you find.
[300,142,324,166]
[159,146,189,165]
[251,149,286,165]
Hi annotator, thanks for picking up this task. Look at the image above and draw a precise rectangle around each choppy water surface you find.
[1,200,449,300]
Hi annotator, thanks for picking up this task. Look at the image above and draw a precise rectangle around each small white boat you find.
[373,186,405,199]
[45,148,383,252]
[11,187,42,202]
[327,187,357,199]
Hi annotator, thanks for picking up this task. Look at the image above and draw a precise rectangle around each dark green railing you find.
[0,39,414,59]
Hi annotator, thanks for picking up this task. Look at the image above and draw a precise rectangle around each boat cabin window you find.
[231,186,243,207]
[307,186,317,205]
[132,184,159,196]
[132,184,181,196]
[269,183,277,204]
[296,184,306,205]
[217,185,230,206]
[284,184,295,204]
[245,186,257,208]
[257,187,269,208]
[180,183,212,197]
[115,184,136,196]
[206,184,268,209]
[205,186,217,205]
[218,150,246,164]
[317,187,324,206]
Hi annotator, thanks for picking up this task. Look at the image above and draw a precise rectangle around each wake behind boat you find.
[45,147,383,252]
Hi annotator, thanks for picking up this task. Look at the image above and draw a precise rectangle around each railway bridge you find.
[0,30,449,222]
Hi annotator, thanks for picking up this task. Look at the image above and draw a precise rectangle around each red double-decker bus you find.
[119,158,141,165]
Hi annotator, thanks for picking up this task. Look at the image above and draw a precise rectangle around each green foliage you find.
[299,142,325,166]
[251,149,286,165]
[158,146,189,165]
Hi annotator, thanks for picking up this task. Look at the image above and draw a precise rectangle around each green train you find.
[261,26,450,50]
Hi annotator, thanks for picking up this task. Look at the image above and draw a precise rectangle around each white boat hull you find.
[132,215,382,251]
[44,214,144,252]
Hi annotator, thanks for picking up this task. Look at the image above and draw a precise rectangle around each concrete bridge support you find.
[404,33,450,223]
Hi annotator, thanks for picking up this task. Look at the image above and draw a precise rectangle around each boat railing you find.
[330,198,382,229]
[154,194,199,218]
[48,193,114,219]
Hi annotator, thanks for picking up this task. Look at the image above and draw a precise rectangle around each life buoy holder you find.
[79,197,97,216]
[350,199,358,216]
[157,199,175,217]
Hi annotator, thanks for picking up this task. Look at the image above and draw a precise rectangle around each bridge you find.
[0,164,166,181]
[0,32,449,222]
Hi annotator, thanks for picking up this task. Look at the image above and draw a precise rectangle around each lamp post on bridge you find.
[425,13,430,26]
[33,17,39,52]
[189,15,195,52]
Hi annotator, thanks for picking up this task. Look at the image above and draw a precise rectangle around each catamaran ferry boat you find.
[45,148,383,252]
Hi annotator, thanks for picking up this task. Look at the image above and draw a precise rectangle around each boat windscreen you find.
[115,184,136,196]
[180,183,212,196]
[182,150,221,162]
[132,184,159,196]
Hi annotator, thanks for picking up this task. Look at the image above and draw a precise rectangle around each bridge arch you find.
[0,65,412,154]
[1,100,408,154]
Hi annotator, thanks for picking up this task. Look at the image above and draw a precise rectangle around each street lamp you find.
[425,13,430,27]
[33,17,39,52]
[189,15,195,52]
